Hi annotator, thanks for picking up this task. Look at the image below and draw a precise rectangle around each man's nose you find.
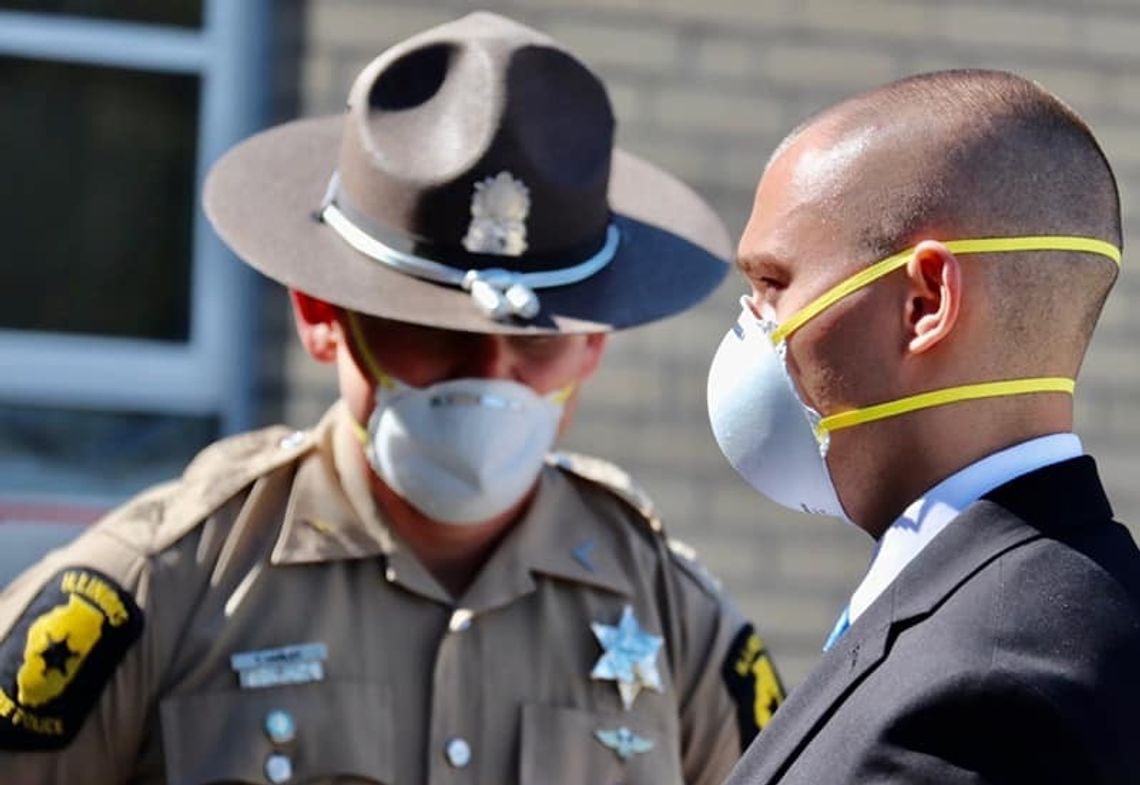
[457,335,515,380]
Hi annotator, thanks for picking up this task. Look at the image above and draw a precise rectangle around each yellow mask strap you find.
[349,416,369,446]
[815,377,1075,439]
[550,384,575,405]
[344,311,396,390]
[771,235,1121,345]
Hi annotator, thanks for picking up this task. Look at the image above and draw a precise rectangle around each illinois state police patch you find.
[722,623,784,749]
[0,567,143,749]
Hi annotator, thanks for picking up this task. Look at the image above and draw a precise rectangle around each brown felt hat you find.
[204,11,730,334]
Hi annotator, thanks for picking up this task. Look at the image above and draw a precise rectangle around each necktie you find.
[822,605,851,652]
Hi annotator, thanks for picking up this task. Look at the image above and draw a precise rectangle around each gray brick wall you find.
[277,0,1140,685]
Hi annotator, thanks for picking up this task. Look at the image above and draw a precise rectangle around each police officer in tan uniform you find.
[0,12,782,785]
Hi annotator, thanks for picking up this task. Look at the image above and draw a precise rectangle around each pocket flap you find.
[161,681,392,785]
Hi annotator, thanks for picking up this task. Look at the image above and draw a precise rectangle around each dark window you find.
[0,56,200,342]
[0,0,202,28]
[0,405,218,500]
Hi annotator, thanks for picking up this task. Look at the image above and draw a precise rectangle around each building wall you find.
[280,0,1140,684]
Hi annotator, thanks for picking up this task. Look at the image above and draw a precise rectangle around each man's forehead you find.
[739,123,876,273]
[783,124,878,199]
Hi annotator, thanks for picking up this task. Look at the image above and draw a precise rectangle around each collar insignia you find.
[571,539,596,573]
[590,605,664,710]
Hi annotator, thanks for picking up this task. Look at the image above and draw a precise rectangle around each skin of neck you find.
[360,443,534,597]
[828,393,1074,538]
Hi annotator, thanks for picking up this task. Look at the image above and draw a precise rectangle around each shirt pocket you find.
[519,703,682,785]
[159,680,393,785]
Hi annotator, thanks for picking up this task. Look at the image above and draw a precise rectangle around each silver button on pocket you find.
[265,752,293,783]
[265,710,296,745]
[445,737,472,768]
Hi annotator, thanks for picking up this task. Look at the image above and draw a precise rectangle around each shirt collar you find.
[454,466,636,612]
[270,403,634,607]
[847,432,1083,623]
[269,403,393,567]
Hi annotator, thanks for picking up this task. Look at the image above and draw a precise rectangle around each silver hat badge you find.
[462,171,530,256]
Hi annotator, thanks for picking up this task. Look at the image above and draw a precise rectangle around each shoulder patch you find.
[721,623,784,749]
[547,451,663,533]
[0,568,143,750]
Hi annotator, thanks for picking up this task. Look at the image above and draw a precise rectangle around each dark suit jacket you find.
[726,457,1140,785]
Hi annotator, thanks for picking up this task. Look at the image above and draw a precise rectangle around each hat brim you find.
[204,116,731,334]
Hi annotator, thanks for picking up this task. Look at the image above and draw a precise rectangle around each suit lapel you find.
[731,604,892,784]
[737,457,1110,784]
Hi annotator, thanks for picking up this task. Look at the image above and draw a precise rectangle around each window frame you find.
[0,1,273,434]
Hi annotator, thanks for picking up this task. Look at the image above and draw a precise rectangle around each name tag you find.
[230,643,327,690]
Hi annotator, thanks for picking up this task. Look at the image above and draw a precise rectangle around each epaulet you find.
[546,451,664,534]
[666,537,724,597]
[97,425,315,553]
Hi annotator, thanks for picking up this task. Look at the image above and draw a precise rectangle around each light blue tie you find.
[822,606,851,652]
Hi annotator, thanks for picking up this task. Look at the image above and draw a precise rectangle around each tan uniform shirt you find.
[0,404,782,785]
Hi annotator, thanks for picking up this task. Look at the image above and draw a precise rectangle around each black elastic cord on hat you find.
[317,172,621,321]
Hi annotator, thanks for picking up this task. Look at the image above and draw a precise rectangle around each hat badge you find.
[462,172,530,256]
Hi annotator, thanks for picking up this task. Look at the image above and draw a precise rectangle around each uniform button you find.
[449,608,474,632]
[264,753,293,783]
[384,566,397,583]
[264,710,296,744]
[445,737,472,768]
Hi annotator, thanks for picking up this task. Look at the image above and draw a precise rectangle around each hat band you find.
[318,173,620,321]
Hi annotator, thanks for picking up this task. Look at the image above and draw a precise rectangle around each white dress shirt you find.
[847,433,1083,624]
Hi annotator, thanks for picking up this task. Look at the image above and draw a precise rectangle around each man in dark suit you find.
[705,69,1140,784]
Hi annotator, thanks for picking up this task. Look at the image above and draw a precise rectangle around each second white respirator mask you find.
[706,234,1121,523]
[347,312,567,526]
[707,299,848,520]
[366,376,565,525]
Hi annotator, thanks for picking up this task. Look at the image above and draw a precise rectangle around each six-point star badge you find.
[590,605,664,710]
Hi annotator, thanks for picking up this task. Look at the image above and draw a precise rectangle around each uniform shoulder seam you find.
[96,425,314,554]
[666,537,725,599]
[546,450,664,536]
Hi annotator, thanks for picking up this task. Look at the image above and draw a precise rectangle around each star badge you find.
[590,605,664,710]
[594,726,655,761]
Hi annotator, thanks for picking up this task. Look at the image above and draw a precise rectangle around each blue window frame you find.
[0,2,274,515]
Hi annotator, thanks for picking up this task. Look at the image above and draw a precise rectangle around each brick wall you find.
[279,0,1140,684]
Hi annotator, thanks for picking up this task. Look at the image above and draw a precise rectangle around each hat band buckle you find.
[319,173,620,321]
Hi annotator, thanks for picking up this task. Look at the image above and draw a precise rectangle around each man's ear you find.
[578,332,608,380]
[904,240,961,355]
[290,289,341,363]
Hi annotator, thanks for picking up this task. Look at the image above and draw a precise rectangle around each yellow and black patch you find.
[0,567,143,750]
[722,624,785,749]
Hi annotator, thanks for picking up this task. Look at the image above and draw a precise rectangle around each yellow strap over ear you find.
[345,311,396,390]
[815,377,1075,438]
[771,235,1121,345]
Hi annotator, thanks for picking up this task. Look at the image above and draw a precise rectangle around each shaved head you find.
[734,68,1125,529]
[772,69,1121,373]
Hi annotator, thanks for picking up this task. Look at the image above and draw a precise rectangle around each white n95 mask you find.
[347,313,568,526]
[707,300,848,519]
[707,234,1121,522]
[366,376,565,525]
